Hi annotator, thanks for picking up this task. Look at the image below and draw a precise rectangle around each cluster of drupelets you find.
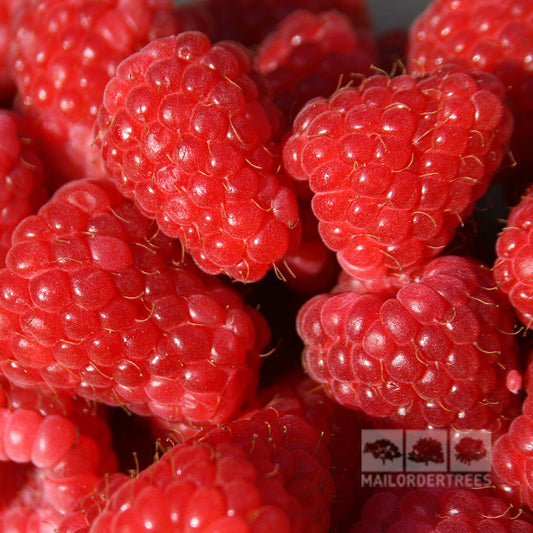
[2,0,533,532]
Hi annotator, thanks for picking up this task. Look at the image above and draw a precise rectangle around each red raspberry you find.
[282,66,513,280]
[492,394,533,513]
[407,0,533,166]
[297,255,520,430]
[0,110,48,268]
[203,0,370,47]
[352,487,533,532]
[59,408,335,533]
[0,178,270,425]
[250,368,374,531]
[10,0,187,189]
[0,378,118,531]
[94,31,301,283]
[494,185,533,328]
[256,9,377,120]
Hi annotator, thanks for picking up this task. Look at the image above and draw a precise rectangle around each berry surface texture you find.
[7,0,533,532]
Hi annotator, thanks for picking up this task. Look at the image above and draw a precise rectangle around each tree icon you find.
[364,438,402,465]
[454,436,488,466]
[408,437,445,465]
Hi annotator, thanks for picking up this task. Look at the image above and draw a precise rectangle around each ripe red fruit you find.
[0,377,117,531]
[0,178,270,425]
[282,66,513,280]
[0,110,48,268]
[352,487,533,532]
[494,184,533,328]
[59,408,335,533]
[297,255,519,430]
[407,0,533,166]
[492,394,533,513]
[95,31,301,283]
[256,9,377,120]
[10,0,187,189]
[250,368,374,530]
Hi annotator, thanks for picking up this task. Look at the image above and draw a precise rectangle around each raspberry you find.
[352,487,533,532]
[59,408,335,533]
[297,255,520,430]
[494,185,533,328]
[203,0,370,47]
[10,0,187,189]
[491,393,533,514]
[250,368,374,530]
[0,178,269,425]
[407,0,533,165]
[0,378,117,531]
[0,110,48,268]
[95,31,301,283]
[256,9,377,120]
[282,66,513,280]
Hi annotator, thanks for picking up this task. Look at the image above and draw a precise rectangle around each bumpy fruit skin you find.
[407,0,533,74]
[297,255,519,430]
[494,185,533,328]
[492,394,533,514]
[0,111,48,268]
[0,178,269,425]
[256,9,377,120]
[249,369,373,531]
[10,0,185,189]
[203,0,370,47]
[95,31,301,283]
[0,378,117,532]
[282,66,513,280]
[352,487,533,532]
[407,0,533,166]
[59,408,335,533]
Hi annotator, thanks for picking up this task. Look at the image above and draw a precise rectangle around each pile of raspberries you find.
[3,0,533,531]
